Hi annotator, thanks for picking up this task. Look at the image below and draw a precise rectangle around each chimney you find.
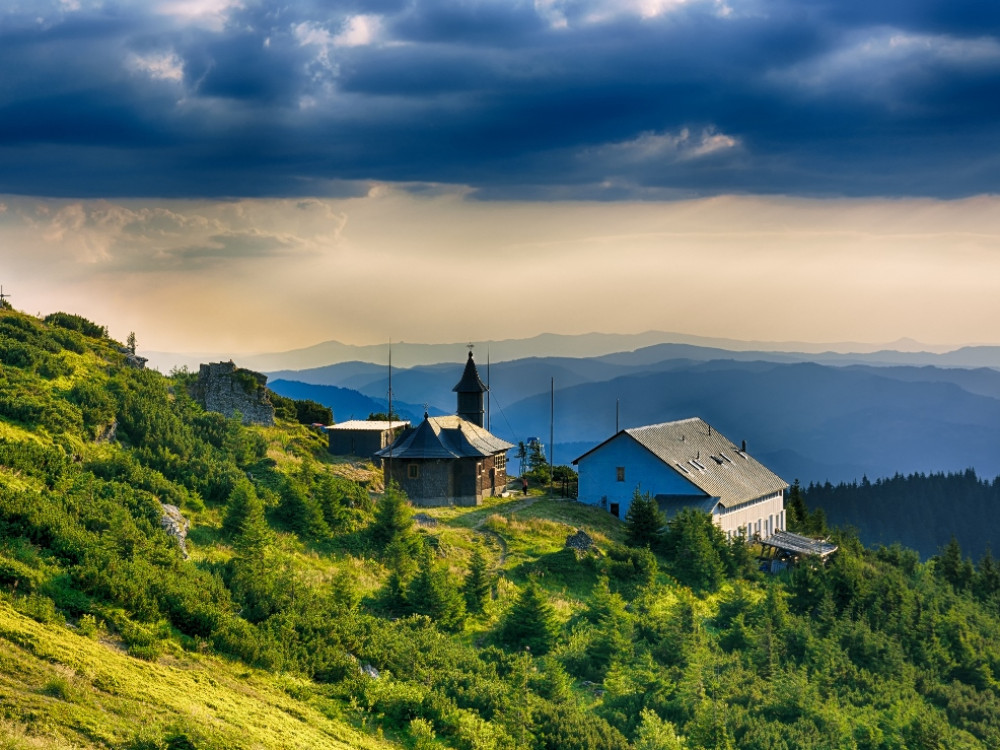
[741,439,747,452]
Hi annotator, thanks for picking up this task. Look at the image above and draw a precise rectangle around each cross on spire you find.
[0,286,10,309]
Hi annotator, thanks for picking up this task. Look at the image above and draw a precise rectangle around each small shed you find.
[327,420,409,460]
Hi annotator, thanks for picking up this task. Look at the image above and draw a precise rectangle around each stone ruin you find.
[193,361,275,426]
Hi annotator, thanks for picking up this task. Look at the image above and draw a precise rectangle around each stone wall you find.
[194,361,275,426]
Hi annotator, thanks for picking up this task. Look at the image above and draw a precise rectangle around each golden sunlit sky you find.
[3,1,1000,357]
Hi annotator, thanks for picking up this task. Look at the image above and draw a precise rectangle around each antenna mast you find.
[387,340,393,477]
[549,377,554,494]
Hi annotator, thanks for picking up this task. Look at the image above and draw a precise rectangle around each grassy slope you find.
[0,488,627,750]
[0,601,388,750]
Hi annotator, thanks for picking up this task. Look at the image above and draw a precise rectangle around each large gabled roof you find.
[375,415,513,460]
[576,417,787,508]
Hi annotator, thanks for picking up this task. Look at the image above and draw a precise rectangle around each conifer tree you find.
[223,478,262,537]
[408,550,467,632]
[633,708,685,750]
[624,488,665,548]
[372,481,415,548]
[499,579,559,655]
[975,546,1000,601]
[463,545,491,614]
[935,536,973,591]
[278,482,329,539]
[785,478,807,531]
[660,508,725,592]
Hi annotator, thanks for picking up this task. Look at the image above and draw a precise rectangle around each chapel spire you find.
[453,350,487,427]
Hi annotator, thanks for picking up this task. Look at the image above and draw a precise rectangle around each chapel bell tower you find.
[453,351,487,427]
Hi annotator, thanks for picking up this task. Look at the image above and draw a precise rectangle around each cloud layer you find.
[2,0,998,199]
[4,190,1000,353]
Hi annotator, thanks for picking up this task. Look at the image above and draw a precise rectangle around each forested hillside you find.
[803,471,1000,559]
[4,306,1000,749]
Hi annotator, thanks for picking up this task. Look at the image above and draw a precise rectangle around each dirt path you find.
[470,494,543,566]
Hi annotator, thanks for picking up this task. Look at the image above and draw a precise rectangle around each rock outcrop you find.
[160,503,190,559]
[193,361,275,426]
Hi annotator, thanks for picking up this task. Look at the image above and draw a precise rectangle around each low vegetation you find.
[2,307,1000,748]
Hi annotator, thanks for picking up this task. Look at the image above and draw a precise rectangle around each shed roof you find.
[576,417,787,508]
[375,415,512,460]
[760,530,839,558]
[326,420,409,431]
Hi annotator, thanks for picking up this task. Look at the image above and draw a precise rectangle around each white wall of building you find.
[714,491,785,539]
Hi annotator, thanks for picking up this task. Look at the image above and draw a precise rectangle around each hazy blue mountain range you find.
[144,330,978,373]
[268,344,1000,485]
[266,379,447,425]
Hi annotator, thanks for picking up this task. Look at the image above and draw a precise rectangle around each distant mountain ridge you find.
[266,379,446,425]
[144,330,983,373]
[265,347,1000,487]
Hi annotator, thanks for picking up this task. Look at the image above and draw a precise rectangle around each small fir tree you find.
[633,708,686,750]
[624,488,665,548]
[499,579,559,655]
[660,508,725,592]
[372,481,415,548]
[223,478,262,537]
[408,550,467,632]
[463,545,491,614]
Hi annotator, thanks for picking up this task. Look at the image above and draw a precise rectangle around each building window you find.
[496,453,506,472]
[407,464,419,479]
[616,466,625,482]
[610,502,620,518]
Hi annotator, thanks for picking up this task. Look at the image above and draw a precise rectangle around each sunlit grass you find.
[0,599,394,750]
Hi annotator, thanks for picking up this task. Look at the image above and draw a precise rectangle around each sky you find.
[1,0,999,356]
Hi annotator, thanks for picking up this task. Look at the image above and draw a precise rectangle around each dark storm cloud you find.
[1,0,998,198]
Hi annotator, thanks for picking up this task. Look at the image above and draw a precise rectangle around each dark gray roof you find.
[761,530,839,558]
[375,415,512,460]
[610,417,787,508]
[453,352,487,394]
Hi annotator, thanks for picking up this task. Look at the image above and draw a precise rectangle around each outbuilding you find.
[327,419,409,460]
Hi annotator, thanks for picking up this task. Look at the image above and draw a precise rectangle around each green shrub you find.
[40,675,76,702]
[43,312,107,338]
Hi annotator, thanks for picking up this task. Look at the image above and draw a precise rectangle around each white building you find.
[573,417,787,541]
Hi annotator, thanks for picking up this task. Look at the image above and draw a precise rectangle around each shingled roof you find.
[576,417,787,508]
[375,415,513,460]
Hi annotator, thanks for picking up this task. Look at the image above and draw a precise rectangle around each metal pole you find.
[549,377,554,495]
